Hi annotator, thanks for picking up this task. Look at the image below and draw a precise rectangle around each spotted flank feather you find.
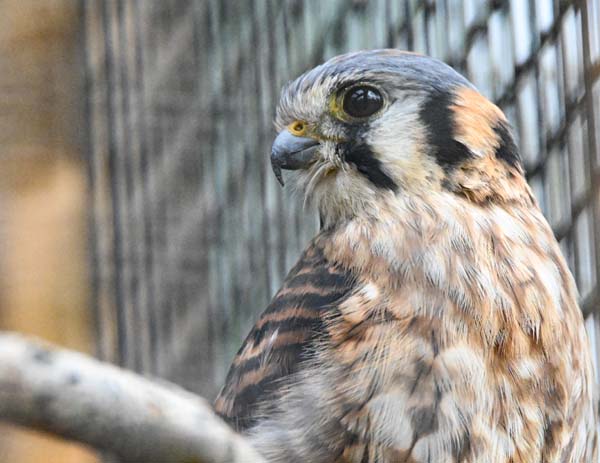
[214,234,355,431]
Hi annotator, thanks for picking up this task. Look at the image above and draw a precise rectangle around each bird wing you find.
[214,236,355,431]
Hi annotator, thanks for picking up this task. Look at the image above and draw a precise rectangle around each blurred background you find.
[0,0,599,461]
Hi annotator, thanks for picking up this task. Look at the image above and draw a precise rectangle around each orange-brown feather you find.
[451,87,506,158]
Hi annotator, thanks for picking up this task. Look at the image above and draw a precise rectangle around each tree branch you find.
[0,332,265,463]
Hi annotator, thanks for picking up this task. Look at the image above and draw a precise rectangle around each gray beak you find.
[270,130,320,186]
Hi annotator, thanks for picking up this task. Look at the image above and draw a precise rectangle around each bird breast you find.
[307,194,597,462]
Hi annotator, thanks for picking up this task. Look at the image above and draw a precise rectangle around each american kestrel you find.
[214,50,597,462]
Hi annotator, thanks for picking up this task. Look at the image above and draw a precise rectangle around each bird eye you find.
[342,85,383,118]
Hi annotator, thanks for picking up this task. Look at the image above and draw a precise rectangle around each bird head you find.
[272,50,533,227]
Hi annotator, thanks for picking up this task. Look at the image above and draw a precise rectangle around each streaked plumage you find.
[215,50,597,462]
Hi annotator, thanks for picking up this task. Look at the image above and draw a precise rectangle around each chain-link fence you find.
[83,0,600,400]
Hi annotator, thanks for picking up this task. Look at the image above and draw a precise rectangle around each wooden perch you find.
[0,332,265,463]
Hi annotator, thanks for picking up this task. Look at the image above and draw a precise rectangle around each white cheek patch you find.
[367,97,425,160]
[365,96,442,192]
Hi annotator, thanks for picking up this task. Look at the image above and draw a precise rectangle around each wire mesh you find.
[83,0,600,399]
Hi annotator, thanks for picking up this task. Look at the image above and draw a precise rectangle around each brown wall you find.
[0,1,97,462]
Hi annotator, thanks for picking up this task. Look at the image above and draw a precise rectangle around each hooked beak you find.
[270,130,320,186]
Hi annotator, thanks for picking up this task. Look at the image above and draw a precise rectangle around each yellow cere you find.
[288,120,307,136]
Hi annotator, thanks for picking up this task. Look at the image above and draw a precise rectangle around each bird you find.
[214,49,598,463]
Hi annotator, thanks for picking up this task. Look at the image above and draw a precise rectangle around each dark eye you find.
[342,86,383,118]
